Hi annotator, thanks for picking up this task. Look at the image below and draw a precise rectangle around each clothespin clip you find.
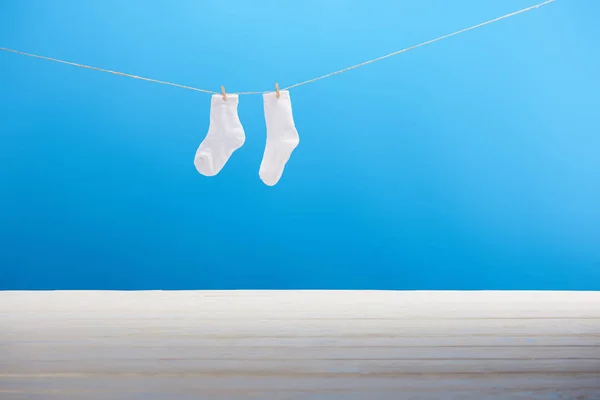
[275,83,280,99]
[221,86,227,101]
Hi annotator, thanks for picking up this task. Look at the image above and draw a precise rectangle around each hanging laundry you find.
[0,0,555,187]
[194,94,245,177]
[259,91,300,186]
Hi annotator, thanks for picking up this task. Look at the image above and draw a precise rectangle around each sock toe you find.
[259,167,282,186]
[194,151,216,176]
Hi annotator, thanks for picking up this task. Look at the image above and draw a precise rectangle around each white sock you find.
[259,91,300,186]
[194,94,245,177]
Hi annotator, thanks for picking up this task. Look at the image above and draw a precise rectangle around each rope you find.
[0,0,555,95]
[0,47,217,94]
[283,0,555,91]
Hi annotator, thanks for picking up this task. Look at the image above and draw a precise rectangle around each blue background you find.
[1,1,599,290]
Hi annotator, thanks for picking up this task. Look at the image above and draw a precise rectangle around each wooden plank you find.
[0,291,599,399]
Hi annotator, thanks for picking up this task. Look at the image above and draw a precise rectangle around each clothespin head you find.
[221,86,227,101]
[275,83,280,99]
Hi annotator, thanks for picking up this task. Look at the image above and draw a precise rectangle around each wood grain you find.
[1,291,599,399]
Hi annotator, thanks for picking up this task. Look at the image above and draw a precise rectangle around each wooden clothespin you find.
[275,83,280,99]
[221,86,227,101]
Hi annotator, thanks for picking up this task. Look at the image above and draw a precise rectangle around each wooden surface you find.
[1,291,599,399]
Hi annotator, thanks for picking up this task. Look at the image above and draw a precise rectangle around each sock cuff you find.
[263,90,290,102]
[211,93,239,107]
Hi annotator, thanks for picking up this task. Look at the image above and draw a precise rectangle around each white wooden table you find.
[1,291,599,399]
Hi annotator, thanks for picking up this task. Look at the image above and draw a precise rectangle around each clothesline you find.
[0,0,555,96]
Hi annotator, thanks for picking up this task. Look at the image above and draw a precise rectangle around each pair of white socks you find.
[194,91,299,186]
